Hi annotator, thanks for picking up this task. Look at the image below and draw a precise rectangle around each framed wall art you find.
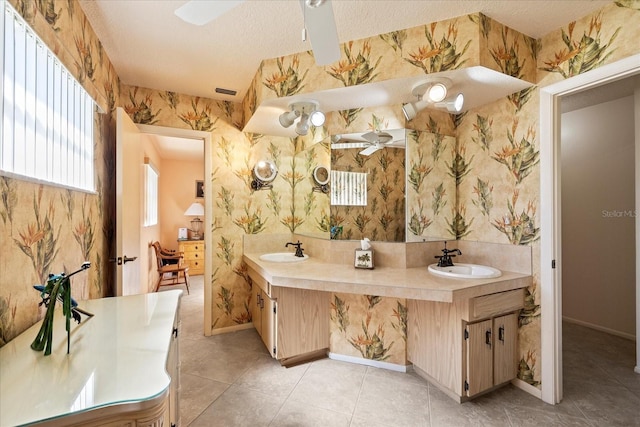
[196,180,204,198]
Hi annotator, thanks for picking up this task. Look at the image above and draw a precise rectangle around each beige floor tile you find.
[179,373,230,426]
[504,405,595,427]
[180,337,263,384]
[562,381,640,426]
[352,371,430,426]
[288,358,367,416]
[235,353,310,398]
[189,384,285,426]
[428,386,511,427]
[271,399,352,427]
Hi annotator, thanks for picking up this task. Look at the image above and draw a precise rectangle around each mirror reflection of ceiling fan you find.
[174,0,340,65]
[332,131,405,156]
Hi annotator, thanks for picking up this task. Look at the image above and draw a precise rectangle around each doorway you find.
[137,124,213,336]
[540,53,640,404]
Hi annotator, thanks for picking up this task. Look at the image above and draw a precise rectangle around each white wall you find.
[561,95,636,338]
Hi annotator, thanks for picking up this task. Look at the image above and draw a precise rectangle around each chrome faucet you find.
[285,241,304,257]
[434,241,461,267]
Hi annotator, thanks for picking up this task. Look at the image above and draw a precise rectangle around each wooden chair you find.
[151,242,190,294]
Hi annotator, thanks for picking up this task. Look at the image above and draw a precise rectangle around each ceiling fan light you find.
[309,110,325,127]
[279,110,299,128]
[426,83,447,103]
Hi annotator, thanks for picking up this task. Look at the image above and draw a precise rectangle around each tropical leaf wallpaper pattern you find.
[1,0,118,346]
[1,0,638,395]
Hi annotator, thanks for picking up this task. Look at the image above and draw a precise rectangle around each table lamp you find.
[184,202,204,239]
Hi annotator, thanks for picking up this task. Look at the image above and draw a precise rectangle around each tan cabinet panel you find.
[465,319,493,397]
[493,313,518,385]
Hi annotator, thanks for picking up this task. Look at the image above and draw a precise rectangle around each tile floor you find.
[171,277,640,426]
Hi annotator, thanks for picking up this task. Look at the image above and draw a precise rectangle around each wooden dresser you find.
[179,239,204,275]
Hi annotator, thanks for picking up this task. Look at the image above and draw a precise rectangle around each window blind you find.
[1,2,95,191]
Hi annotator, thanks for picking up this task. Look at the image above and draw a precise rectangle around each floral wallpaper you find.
[1,0,638,397]
[1,0,119,346]
[406,130,456,241]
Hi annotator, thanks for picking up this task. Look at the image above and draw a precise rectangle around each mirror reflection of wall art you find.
[354,249,374,269]
[196,180,204,198]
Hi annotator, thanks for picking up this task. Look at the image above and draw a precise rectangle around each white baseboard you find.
[209,323,254,336]
[563,316,636,341]
[328,352,409,372]
[511,378,542,399]
[635,366,640,374]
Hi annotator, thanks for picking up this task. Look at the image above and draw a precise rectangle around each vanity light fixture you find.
[436,92,465,113]
[278,100,325,136]
[402,78,464,120]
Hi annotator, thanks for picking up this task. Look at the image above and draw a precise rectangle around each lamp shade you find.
[184,202,204,216]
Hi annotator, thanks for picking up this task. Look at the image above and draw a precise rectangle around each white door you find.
[115,107,141,296]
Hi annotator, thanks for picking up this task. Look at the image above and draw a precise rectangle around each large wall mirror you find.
[295,128,455,242]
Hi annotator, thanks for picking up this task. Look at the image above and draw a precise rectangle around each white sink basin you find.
[428,263,502,279]
[259,252,309,263]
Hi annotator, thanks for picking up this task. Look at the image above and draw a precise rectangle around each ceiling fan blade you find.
[359,145,380,156]
[300,0,340,65]
[332,142,369,149]
[175,0,245,26]
[361,131,378,143]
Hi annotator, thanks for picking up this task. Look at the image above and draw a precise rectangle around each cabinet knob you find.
[485,329,492,348]
[498,325,505,342]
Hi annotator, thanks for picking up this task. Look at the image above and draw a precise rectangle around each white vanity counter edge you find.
[243,253,531,302]
[0,290,182,427]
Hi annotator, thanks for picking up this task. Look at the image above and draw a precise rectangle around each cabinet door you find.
[493,313,518,385]
[251,286,262,336]
[465,319,493,397]
[261,294,277,358]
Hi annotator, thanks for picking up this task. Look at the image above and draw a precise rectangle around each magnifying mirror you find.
[313,166,329,185]
[251,160,278,190]
[254,161,277,182]
[312,165,330,194]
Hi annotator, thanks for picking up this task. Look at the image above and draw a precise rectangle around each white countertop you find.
[0,290,182,427]
[243,253,531,302]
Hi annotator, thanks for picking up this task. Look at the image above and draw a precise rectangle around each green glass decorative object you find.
[31,262,93,356]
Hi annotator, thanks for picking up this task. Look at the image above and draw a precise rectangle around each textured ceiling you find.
[79,0,611,103]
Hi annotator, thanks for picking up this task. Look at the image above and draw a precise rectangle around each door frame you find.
[137,124,213,336]
[539,53,640,404]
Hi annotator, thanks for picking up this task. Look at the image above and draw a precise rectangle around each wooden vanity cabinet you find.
[249,268,277,355]
[248,267,330,365]
[464,312,518,397]
[408,288,524,401]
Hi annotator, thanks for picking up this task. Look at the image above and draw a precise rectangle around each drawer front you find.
[465,289,524,322]
[185,259,203,274]
[183,251,202,261]
[180,242,203,253]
